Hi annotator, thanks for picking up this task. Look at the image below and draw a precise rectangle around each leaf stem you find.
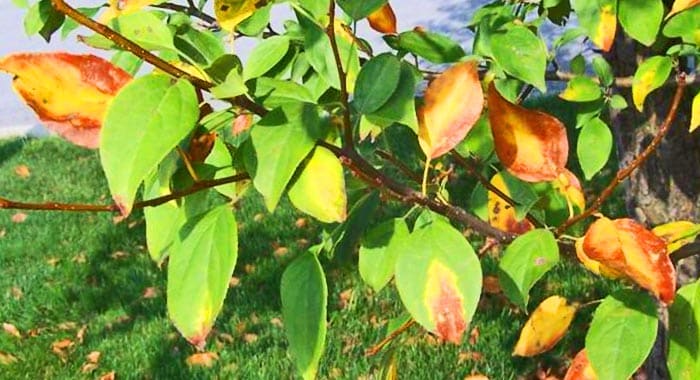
[325,0,354,150]
[421,159,430,196]
[365,319,416,357]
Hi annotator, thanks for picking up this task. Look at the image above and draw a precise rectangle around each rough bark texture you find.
[605,31,699,379]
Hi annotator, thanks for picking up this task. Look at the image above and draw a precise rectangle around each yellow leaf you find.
[652,220,700,253]
[593,3,617,52]
[667,0,700,19]
[690,91,700,132]
[418,61,484,159]
[215,0,259,32]
[100,0,163,22]
[632,56,673,112]
[288,147,347,223]
[513,296,576,357]
[487,172,534,234]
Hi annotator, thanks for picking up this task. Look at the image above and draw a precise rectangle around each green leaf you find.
[250,103,320,211]
[359,218,410,293]
[632,55,673,111]
[577,117,612,180]
[586,289,658,380]
[244,36,291,80]
[111,11,175,51]
[559,76,603,102]
[328,191,380,259]
[237,3,272,36]
[337,0,386,20]
[395,214,482,343]
[281,251,328,380]
[143,154,183,263]
[167,205,238,348]
[250,77,316,109]
[24,0,65,42]
[570,54,586,75]
[491,25,548,91]
[288,146,347,223]
[454,115,494,162]
[668,280,700,380]
[498,229,559,309]
[101,75,199,216]
[663,5,700,45]
[61,6,100,39]
[369,62,419,133]
[571,0,617,50]
[396,29,466,64]
[204,137,237,200]
[592,55,614,87]
[617,0,663,46]
[353,53,402,114]
[609,94,628,110]
[111,51,143,76]
[174,25,226,68]
[211,69,247,99]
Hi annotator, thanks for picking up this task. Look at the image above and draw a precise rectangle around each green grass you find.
[0,138,620,379]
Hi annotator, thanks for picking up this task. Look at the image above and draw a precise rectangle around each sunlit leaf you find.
[100,0,163,22]
[668,280,700,380]
[418,61,483,159]
[582,217,676,304]
[369,62,420,133]
[204,137,237,200]
[513,296,576,357]
[358,218,409,293]
[167,205,238,348]
[498,229,559,309]
[487,172,534,234]
[652,220,700,253]
[288,146,347,223]
[281,251,327,380]
[353,53,402,114]
[586,289,657,380]
[564,349,598,380]
[487,84,569,182]
[663,5,700,44]
[667,0,700,19]
[571,0,617,51]
[0,52,131,149]
[577,117,612,180]
[618,0,663,46]
[632,56,673,112]
[337,0,386,20]
[143,155,183,263]
[395,215,481,343]
[491,25,548,91]
[243,36,291,80]
[691,91,700,132]
[396,28,466,64]
[101,74,198,216]
[575,238,625,279]
[215,0,259,31]
[367,3,397,34]
[559,76,602,102]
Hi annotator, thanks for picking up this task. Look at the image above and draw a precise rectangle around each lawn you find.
[0,137,621,379]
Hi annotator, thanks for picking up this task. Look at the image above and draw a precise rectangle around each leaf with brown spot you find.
[513,296,576,357]
[564,349,598,380]
[14,165,30,178]
[487,84,569,182]
[367,3,397,34]
[582,217,676,304]
[418,61,484,159]
[11,213,27,223]
[186,352,219,367]
[0,53,131,149]
[2,323,21,339]
[487,172,534,234]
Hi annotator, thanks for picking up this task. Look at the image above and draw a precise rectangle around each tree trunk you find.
[605,31,699,379]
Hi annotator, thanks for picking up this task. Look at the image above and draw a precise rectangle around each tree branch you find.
[325,0,354,150]
[0,173,249,213]
[555,73,688,235]
[365,318,415,357]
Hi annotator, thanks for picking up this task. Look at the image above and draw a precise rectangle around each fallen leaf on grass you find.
[14,165,30,178]
[11,213,27,223]
[99,371,116,380]
[482,275,502,295]
[228,277,240,288]
[0,351,18,365]
[0,229,6,238]
[82,362,99,374]
[72,253,87,264]
[76,325,88,343]
[51,339,74,360]
[46,257,61,267]
[464,375,489,380]
[86,351,101,363]
[242,333,258,344]
[186,352,219,367]
[110,251,129,260]
[269,317,283,328]
[57,321,77,330]
[468,326,480,345]
[295,217,307,228]
[142,287,158,299]
[9,286,23,300]
[338,288,353,310]
[273,246,289,259]
[458,351,484,363]
[2,323,21,338]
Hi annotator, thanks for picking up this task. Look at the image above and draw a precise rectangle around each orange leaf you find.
[564,349,598,380]
[0,53,131,149]
[582,217,676,304]
[667,0,700,19]
[367,3,397,34]
[186,352,219,367]
[652,220,700,253]
[14,165,30,178]
[575,238,625,279]
[513,296,576,357]
[487,172,534,234]
[418,61,484,159]
[594,3,617,52]
[2,323,21,339]
[487,84,568,182]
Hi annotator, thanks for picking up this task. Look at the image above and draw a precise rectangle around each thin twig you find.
[152,2,217,25]
[0,173,249,213]
[365,319,416,357]
[375,149,422,183]
[555,74,688,235]
[177,146,200,182]
[325,0,354,150]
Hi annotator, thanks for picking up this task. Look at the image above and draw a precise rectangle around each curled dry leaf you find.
[0,53,131,149]
[11,213,27,223]
[482,275,502,295]
[367,3,397,34]
[487,84,569,182]
[186,352,219,367]
[464,375,489,380]
[513,296,576,357]
[418,61,484,159]
[564,349,598,380]
[582,217,676,304]
[86,351,101,364]
[652,220,700,253]
[487,172,534,234]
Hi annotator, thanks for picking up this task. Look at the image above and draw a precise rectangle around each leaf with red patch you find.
[487,83,569,182]
[582,217,676,304]
[0,52,131,149]
[564,349,598,380]
[418,61,484,159]
[395,213,482,344]
[367,3,397,34]
[513,296,576,356]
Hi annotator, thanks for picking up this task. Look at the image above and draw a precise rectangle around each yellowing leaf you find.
[288,147,347,223]
[418,61,484,159]
[667,0,700,19]
[575,238,625,279]
[582,217,676,304]
[595,3,617,52]
[367,3,397,34]
[0,53,131,149]
[215,0,258,32]
[691,91,700,132]
[487,83,569,182]
[564,349,598,380]
[487,172,534,234]
[100,0,162,22]
[513,296,576,357]
[551,169,586,216]
[186,352,219,367]
[632,56,673,112]
[652,220,700,253]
